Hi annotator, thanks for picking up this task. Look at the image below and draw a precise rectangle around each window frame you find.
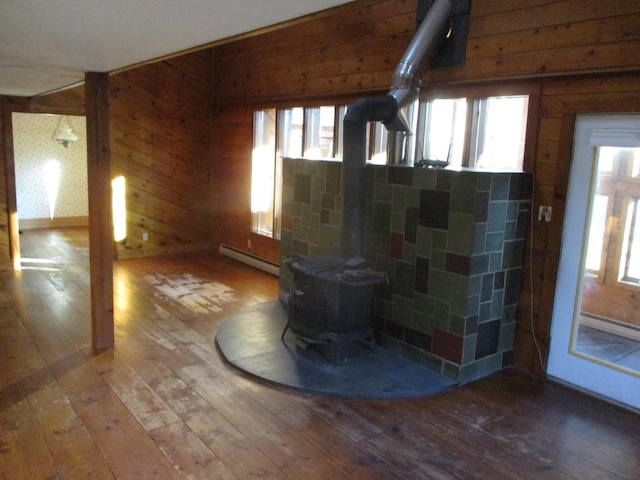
[414,96,469,167]
[249,84,539,241]
[251,102,349,239]
[251,109,278,238]
[415,82,539,172]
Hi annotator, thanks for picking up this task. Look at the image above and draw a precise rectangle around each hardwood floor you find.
[1,227,638,479]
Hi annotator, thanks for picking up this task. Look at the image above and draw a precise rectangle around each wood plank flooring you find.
[1,227,638,479]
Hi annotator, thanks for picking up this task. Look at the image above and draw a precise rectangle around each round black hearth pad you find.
[216,301,457,399]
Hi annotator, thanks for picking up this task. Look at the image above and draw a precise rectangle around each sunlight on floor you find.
[144,273,237,314]
[19,257,60,272]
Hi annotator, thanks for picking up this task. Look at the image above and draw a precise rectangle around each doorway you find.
[547,114,640,412]
[11,112,88,264]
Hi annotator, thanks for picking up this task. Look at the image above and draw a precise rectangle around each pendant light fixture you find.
[53,115,78,148]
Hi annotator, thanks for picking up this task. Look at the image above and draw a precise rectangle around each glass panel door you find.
[547,114,640,412]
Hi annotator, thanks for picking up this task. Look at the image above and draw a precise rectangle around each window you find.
[416,98,467,166]
[469,96,529,170]
[279,107,303,158]
[304,106,337,158]
[619,149,640,283]
[251,105,346,238]
[622,197,640,281]
[585,194,608,272]
[587,146,640,288]
[368,94,530,170]
[251,93,530,239]
[368,121,388,164]
[251,109,277,237]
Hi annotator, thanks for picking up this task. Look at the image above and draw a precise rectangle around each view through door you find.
[548,114,640,412]
[577,144,640,370]
[11,112,88,266]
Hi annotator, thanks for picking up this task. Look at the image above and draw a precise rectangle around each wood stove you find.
[283,256,387,357]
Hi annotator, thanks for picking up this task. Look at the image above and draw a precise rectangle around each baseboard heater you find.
[218,244,279,277]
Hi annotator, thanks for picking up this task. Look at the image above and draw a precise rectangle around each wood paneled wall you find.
[210,0,640,376]
[518,73,640,374]
[110,50,213,258]
[214,0,417,103]
[427,0,640,84]
[1,50,213,266]
[211,102,253,255]
[9,87,86,115]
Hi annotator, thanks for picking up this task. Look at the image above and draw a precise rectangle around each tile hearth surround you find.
[279,158,532,384]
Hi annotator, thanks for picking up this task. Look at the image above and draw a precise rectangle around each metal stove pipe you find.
[341,0,453,258]
[341,96,398,259]
[388,0,453,132]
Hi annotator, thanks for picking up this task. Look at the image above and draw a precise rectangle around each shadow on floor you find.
[216,301,457,399]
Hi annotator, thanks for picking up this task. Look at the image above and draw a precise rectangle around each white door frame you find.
[547,113,640,412]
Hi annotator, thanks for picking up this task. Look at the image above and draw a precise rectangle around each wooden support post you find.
[85,72,114,351]
[1,99,20,270]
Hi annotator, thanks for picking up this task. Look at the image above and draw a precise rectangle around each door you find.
[547,114,640,412]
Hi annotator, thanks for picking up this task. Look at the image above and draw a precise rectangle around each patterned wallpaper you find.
[12,113,88,221]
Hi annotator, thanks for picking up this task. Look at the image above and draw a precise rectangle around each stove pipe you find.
[341,0,453,259]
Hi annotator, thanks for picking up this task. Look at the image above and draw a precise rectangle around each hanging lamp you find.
[53,115,78,148]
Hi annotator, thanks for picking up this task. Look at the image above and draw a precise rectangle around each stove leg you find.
[281,323,290,339]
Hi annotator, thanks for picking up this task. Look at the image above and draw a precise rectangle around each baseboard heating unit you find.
[218,244,279,277]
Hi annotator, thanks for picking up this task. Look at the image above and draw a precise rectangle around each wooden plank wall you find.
[214,0,418,103]
[211,102,254,255]
[1,48,213,266]
[211,0,640,376]
[109,50,213,259]
[521,73,640,373]
[9,87,86,115]
[427,0,640,84]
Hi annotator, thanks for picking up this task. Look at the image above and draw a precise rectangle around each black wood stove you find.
[282,256,387,358]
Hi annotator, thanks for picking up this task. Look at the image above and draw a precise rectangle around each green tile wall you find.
[280,158,532,384]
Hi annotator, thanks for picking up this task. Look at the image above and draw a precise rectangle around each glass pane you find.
[398,99,419,165]
[597,146,615,174]
[574,145,640,375]
[471,95,528,171]
[251,109,276,236]
[416,98,467,167]
[335,105,347,160]
[631,149,640,178]
[585,194,608,271]
[369,122,387,164]
[304,106,335,159]
[279,108,303,158]
[275,109,303,240]
[624,199,640,280]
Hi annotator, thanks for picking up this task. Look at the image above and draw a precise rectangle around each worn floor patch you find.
[145,273,237,314]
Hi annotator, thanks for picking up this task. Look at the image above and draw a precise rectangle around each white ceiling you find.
[0,0,356,97]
